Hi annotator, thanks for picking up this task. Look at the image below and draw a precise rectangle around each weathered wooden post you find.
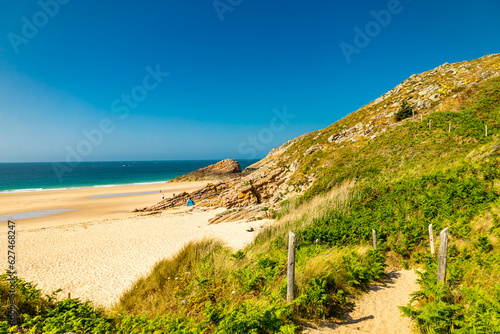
[485,125,488,137]
[429,119,432,130]
[68,292,71,299]
[428,224,435,254]
[421,114,423,122]
[287,232,296,302]
[372,229,377,249]
[437,228,449,283]
[448,122,451,133]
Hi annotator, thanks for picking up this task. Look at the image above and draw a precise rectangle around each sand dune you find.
[0,207,270,308]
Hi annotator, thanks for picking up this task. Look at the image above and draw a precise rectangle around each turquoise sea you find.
[0,160,258,193]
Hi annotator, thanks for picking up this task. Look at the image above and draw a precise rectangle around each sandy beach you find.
[0,181,207,229]
[0,182,270,307]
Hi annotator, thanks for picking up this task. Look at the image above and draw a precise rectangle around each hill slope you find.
[142,54,500,224]
[2,54,500,333]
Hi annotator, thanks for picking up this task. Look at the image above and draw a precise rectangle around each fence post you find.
[485,125,488,137]
[437,228,449,283]
[372,229,377,249]
[449,122,451,133]
[421,115,422,122]
[429,224,435,254]
[429,119,432,129]
[287,232,296,302]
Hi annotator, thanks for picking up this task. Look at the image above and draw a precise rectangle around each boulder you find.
[304,144,323,156]
[429,93,440,101]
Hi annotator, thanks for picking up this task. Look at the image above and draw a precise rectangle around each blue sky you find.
[0,0,499,162]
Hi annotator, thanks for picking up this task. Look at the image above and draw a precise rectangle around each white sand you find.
[302,270,419,334]
[0,207,270,308]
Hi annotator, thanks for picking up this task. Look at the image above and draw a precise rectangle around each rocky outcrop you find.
[135,150,297,223]
[134,182,230,212]
[304,144,323,156]
[170,159,242,182]
[136,163,291,211]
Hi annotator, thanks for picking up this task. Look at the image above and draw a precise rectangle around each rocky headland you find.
[169,158,242,182]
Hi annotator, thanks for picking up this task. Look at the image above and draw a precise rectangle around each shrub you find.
[394,100,415,121]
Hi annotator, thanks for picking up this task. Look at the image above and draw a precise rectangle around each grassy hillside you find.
[1,54,499,333]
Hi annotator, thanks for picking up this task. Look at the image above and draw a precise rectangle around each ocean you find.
[0,160,259,193]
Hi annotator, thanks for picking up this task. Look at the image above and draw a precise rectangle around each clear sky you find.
[0,0,499,162]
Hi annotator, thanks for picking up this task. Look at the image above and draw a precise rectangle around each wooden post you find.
[448,122,451,133]
[485,125,488,137]
[372,229,377,249]
[429,224,435,254]
[429,119,432,129]
[437,228,449,283]
[68,292,71,299]
[287,232,296,302]
[421,115,423,122]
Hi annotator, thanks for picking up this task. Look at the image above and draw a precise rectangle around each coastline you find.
[0,181,208,229]
[0,160,259,194]
[0,180,172,194]
[0,179,272,308]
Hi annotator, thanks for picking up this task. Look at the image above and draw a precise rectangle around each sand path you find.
[302,270,419,334]
[0,207,270,308]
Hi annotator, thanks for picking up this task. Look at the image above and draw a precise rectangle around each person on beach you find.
[171,202,174,209]
[162,195,164,200]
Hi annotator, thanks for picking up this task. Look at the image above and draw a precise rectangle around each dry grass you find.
[251,180,358,254]
[113,238,224,315]
[282,179,357,225]
[296,245,371,291]
[470,212,496,234]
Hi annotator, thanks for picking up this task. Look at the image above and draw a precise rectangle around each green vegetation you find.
[1,240,384,333]
[1,58,500,333]
[395,100,415,121]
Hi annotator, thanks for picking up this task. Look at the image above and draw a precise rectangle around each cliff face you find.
[137,54,500,223]
[169,158,242,182]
